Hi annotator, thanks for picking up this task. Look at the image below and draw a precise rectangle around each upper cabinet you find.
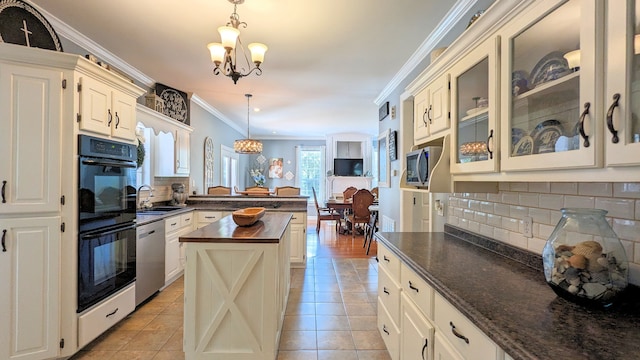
[450,37,500,174]
[76,68,143,142]
[0,62,62,214]
[137,105,193,178]
[414,74,450,145]
[605,0,640,166]
[499,0,600,171]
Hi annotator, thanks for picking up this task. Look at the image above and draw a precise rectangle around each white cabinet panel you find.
[401,293,435,360]
[0,216,60,360]
[0,64,61,214]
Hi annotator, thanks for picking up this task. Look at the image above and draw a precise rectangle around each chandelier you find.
[234,94,263,154]
[207,0,267,84]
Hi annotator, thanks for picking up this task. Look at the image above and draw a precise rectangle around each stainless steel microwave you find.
[405,146,442,187]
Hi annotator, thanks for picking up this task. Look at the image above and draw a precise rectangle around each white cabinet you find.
[164,212,194,285]
[289,212,307,267]
[604,0,640,166]
[499,0,600,171]
[154,129,191,177]
[0,63,62,215]
[401,293,435,360]
[77,75,138,141]
[0,216,60,360]
[450,38,500,174]
[378,243,504,360]
[414,75,450,145]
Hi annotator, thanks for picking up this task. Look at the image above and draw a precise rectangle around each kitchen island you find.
[179,213,292,360]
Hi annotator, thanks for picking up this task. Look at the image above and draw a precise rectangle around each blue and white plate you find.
[530,51,570,88]
[530,120,564,154]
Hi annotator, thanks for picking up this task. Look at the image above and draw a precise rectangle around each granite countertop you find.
[376,225,640,360]
[135,207,194,225]
[179,212,292,244]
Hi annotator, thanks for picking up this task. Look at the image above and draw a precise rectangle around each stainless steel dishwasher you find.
[136,220,165,306]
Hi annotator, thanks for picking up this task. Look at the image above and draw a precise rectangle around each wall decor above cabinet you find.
[0,0,63,52]
[155,82,190,125]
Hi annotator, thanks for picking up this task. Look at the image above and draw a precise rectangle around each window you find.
[296,146,326,205]
[135,126,152,188]
[221,145,239,193]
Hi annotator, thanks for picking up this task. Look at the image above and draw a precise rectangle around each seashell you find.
[568,277,581,287]
[568,254,588,269]
[564,267,579,279]
[572,241,603,257]
[597,256,609,267]
[588,259,605,273]
[568,284,579,294]
[555,244,575,253]
[582,282,607,298]
[590,271,610,284]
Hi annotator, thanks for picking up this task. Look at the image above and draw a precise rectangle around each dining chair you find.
[345,188,374,240]
[312,187,341,233]
[275,186,300,196]
[207,186,231,195]
[371,186,379,199]
[363,211,378,255]
[342,186,357,201]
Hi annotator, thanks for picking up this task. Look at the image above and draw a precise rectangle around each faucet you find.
[137,185,154,209]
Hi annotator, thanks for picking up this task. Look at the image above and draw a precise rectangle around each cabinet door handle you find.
[383,287,389,295]
[421,338,429,360]
[606,94,620,144]
[578,102,591,148]
[105,307,119,318]
[2,229,6,252]
[408,281,419,293]
[486,129,494,159]
[107,109,112,126]
[422,107,429,126]
[1,180,6,203]
[427,105,433,124]
[449,321,470,344]
[383,255,390,262]
[382,324,390,335]
[115,112,120,128]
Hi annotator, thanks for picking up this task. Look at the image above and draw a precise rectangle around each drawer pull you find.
[383,287,389,295]
[421,338,429,360]
[185,218,191,221]
[205,216,216,219]
[408,281,419,293]
[383,255,390,262]
[171,222,178,226]
[449,321,470,344]
[105,307,119,318]
[382,324,390,335]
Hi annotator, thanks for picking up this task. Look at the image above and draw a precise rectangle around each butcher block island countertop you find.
[179,213,292,359]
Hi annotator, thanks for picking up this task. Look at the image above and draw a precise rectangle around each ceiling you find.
[28,0,468,139]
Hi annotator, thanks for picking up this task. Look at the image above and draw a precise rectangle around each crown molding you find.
[374,0,478,105]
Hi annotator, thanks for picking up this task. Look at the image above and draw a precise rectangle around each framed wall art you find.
[155,82,190,125]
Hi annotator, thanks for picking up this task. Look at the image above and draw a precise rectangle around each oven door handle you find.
[80,224,137,240]
[81,159,137,168]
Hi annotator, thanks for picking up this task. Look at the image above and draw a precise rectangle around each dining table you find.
[326,199,379,235]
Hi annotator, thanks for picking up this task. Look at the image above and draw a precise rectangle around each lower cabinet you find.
[77,284,135,348]
[378,243,504,360]
[0,216,60,360]
[401,293,435,360]
[165,212,194,285]
[289,212,307,267]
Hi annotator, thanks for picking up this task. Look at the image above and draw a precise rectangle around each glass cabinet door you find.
[500,0,600,171]
[605,0,640,166]
[450,38,499,174]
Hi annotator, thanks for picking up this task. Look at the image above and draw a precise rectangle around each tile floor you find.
[70,220,388,360]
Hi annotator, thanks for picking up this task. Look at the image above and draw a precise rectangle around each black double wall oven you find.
[77,135,137,313]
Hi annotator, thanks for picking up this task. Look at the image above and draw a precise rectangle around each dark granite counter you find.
[187,194,307,212]
[135,207,194,225]
[179,212,292,244]
[375,224,640,360]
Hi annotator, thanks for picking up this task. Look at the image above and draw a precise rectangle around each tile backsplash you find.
[446,182,640,285]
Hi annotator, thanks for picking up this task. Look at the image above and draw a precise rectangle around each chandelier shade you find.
[207,0,267,84]
[234,93,262,154]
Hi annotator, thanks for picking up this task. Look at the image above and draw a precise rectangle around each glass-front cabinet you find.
[605,0,640,166]
[499,0,601,171]
[450,38,499,174]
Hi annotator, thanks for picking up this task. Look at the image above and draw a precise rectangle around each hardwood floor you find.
[70,218,386,360]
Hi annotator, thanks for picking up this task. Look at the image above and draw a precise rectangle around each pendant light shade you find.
[234,94,262,154]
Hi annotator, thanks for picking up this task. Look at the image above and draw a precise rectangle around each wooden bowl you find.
[232,207,266,226]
